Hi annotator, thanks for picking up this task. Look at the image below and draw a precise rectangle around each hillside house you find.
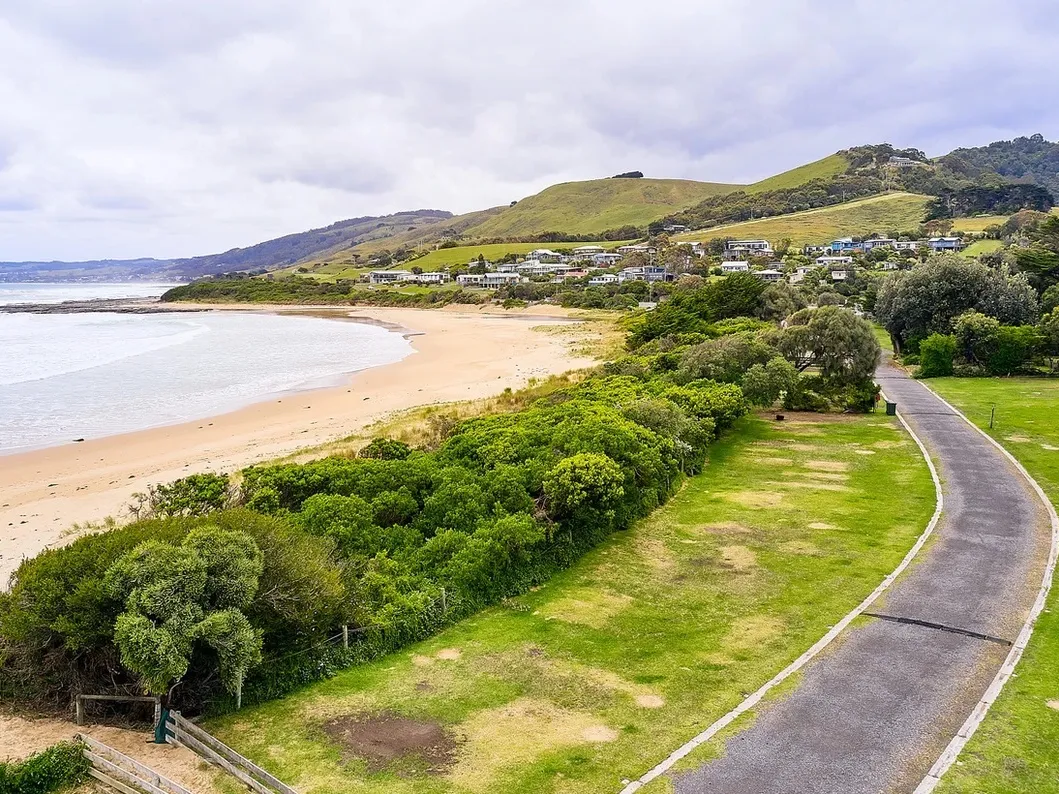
[483,272,525,287]
[552,270,589,282]
[456,273,485,286]
[803,245,827,255]
[721,261,751,274]
[892,240,924,251]
[663,223,689,233]
[570,246,605,260]
[863,238,896,251]
[754,268,784,282]
[618,244,656,256]
[828,238,864,254]
[590,252,624,267]
[789,265,815,284]
[831,270,850,281]
[727,239,773,254]
[619,266,673,283]
[410,271,450,284]
[516,260,564,275]
[815,255,854,266]
[588,273,619,285]
[526,249,567,263]
[929,237,964,252]
[369,270,412,284]
[495,262,521,273]
[889,156,920,168]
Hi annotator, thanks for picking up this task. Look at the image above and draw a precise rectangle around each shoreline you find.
[0,304,600,585]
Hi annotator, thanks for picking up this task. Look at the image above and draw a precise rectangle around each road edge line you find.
[618,397,944,793]
[912,384,1059,794]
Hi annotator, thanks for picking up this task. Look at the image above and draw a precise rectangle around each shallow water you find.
[0,285,412,452]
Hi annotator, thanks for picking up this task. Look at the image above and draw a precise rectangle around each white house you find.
[482,272,525,287]
[617,244,657,256]
[588,273,619,285]
[495,262,521,273]
[863,238,895,251]
[727,239,773,253]
[721,261,751,274]
[754,268,784,282]
[831,270,850,281]
[516,260,562,276]
[551,270,589,283]
[456,273,485,286]
[369,270,412,284]
[410,271,450,285]
[571,245,605,258]
[526,249,567,263]
[893,240,924,251]
[590,252,624,267]
[815,255,854,267]
[663,223,689,233]
[929,237,964,252]
[789,265,815,284]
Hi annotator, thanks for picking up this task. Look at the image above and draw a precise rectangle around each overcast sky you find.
[0,0,1056,262]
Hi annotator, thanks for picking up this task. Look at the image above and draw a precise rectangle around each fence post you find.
[236,680,242,711]
[990,404,996,430]
[441,588,447,614]
[75,696,83,726]
[342,625,349,649]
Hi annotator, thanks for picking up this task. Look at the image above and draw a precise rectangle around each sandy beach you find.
[0,304,600,587]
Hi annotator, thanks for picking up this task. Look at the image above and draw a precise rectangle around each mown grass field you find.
[673,192,931,247]
[926,378,1059,794]
[466,178,740,238]
[960,239,1004,258]
[208,413,934,794]
[745,153,850,194]
[951,215,1009,233]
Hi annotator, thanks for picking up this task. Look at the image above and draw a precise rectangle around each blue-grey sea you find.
[0,283,412,453]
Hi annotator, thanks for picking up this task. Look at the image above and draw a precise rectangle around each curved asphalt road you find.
[674,358,1050,794]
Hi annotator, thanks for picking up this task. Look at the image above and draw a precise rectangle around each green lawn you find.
[208,413,934,794]
[926,378,1059,794]
[960,239,1004,258]
[673,193,932,247]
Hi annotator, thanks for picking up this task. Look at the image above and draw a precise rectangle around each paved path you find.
[674,360,1050,794]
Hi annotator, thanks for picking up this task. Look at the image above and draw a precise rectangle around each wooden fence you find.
[78,733,192,794]
[164,710,299,794]
[75,693,161,726]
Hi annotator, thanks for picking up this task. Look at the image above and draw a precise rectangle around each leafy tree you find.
[876,254,1038,352]
[775,306,881,381]
[105,527,264,697]
[953,311,1001,366]
[758,281,807,321]
[741,357,800,407]
[359,438,412,461]
[678,333,776,384]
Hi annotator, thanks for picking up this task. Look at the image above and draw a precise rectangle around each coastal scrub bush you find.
[0,742,88,794]
[128,473,231,519]
[917,334,957,378]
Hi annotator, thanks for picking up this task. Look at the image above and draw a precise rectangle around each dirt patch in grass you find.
[783,470,849,482]
[726,615,785,650]
[541,588,632,629]
[855,450,876,456]
[872,440,907,449]
[322,712,457,774]
[808,521,837,530]
[748,456,795,466]
[635,534,677,572]
[447,698,614,791]
[751,441,817,452]
[725,491,784,509]
[1047,700,1059,712]
[780,541,821,555]
[766,480,851,492]
[635,694,666,708]
[694,521,755,535]
[720,545,757,571]
[1005,435,1033,443]
[803,460,850,472]
[436,648,462,661]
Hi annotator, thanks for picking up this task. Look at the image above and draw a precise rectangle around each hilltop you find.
[3,134,1057,282]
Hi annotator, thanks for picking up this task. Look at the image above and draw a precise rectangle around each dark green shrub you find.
[0,742,87,794]
[918,334,957,378]
[989,326,1041,375]
[359,438,412,461]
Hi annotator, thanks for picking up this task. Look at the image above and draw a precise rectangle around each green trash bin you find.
[885,401,897,416]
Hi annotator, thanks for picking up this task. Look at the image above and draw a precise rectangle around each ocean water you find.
[0,285,413,453]
[0,282,181,306]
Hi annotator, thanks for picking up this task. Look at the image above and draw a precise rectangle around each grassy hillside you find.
[462,178,741,238]
[746,153,851,194]
[673,192,931,246]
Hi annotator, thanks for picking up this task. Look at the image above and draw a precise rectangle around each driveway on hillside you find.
[673,358,1051,794]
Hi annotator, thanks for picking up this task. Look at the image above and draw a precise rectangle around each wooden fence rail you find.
[165,710,299,794]
[77,733,193,794]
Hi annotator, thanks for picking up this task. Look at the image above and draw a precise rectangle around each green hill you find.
[673,192,932,246]
[746,153,851,193]
[462,177,742,238]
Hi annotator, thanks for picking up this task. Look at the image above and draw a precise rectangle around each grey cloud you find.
[0,0,1055,260]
